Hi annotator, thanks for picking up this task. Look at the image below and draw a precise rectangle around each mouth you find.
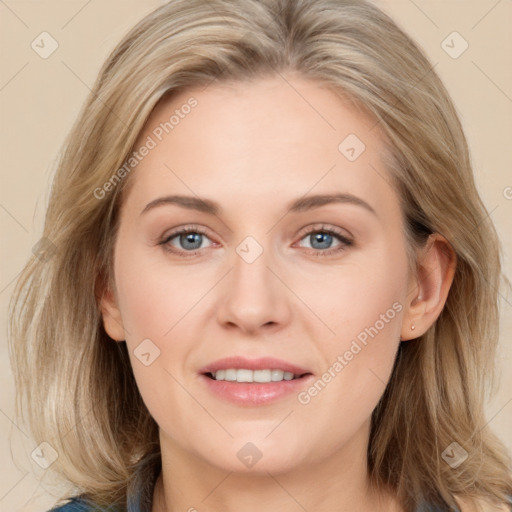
[198,357,314,406]
[204,368,311,382]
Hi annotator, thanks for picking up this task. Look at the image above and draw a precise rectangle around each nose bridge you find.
[215,233,291,332]
[233,238,273,295]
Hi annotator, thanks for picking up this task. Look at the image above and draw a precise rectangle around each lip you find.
[198,356,314,406]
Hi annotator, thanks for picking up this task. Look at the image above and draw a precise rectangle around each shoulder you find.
[47,496,120,512]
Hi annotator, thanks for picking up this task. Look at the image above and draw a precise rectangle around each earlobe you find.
[99,286,126,342]
[401,234,457,341]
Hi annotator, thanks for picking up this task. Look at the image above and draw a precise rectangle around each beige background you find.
[1,1,511,510]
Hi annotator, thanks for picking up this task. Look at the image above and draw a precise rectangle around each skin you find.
[100,74,456,512]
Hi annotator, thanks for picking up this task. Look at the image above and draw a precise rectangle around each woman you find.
[8,0,512,511]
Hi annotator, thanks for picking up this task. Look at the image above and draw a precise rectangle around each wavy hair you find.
[8,0,511,510]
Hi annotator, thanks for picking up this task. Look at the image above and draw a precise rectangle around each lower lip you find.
[199,374,314,406]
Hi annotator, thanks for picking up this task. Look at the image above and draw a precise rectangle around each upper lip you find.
[199,356,311,376]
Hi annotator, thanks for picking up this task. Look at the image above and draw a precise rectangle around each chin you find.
[196,435,311,475]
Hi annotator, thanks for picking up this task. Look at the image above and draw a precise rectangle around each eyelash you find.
[158,224,354,258]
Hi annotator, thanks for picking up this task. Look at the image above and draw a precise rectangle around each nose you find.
[215,243,292,335]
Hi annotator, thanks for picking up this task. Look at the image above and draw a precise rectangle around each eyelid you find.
[295,223,353,243]
[160,224,212,243]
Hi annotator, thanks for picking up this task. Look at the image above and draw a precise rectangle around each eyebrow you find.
[140,192,377,217]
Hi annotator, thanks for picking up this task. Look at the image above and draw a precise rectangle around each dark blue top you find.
[49,499,117,511]
[47,491,512,512]
[45,496,454,512]
[49,497,512,511]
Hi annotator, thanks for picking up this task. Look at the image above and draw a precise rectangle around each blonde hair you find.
[9,0,511,510]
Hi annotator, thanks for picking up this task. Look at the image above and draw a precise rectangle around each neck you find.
[151,422,403,512]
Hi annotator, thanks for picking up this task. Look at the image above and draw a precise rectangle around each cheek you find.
[112,246,203,433]
[114,242,207,340]
[303,237,407,343]
[298,240,407,412]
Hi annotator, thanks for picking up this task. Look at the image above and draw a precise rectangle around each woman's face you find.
[102,75,416,475]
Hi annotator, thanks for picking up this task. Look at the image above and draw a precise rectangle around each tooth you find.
[253,369,272,383]
[211,368,300,382]
[271,369,284,381]
[225,369,237,381]
[236,369,253,382]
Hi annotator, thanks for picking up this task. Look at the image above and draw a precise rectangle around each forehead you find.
[124,75,399,224]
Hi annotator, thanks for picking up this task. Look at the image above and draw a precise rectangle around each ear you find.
[98,283,126,342]
[401,233,457,341]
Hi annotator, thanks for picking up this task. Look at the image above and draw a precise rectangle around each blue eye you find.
[297,227,353,256]
[160,227,213,254]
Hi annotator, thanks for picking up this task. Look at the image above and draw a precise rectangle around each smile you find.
[199,356,313,405]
